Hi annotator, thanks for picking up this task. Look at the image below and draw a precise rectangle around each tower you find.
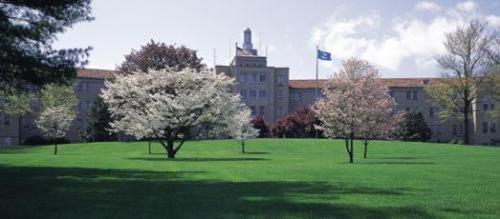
[243,28,253,50]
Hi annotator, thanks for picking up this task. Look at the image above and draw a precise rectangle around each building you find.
[215,28,289,123]
[0,69,115,146]
[1,28,498,146]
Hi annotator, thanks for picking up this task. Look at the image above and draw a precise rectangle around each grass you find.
[0,139,499,218]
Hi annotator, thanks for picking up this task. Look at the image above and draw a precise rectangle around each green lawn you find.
[0,139,499,218]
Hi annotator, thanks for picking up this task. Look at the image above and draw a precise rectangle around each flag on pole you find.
[317,49,332,61]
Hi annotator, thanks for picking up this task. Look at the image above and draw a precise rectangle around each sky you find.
[53,0,500,79]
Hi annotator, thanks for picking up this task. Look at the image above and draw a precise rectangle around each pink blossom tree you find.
[315,58,396,163]
[358,70,396,159]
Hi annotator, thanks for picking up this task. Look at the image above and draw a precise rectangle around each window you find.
[3,137,12,146]
[3,115,10,125]
[483,104,489,111]
[259,106,266,115]
[298,92,303,101]
[491,123,497,133]
[239,73,246,82]
[259,74,266,83]
[389,91,394,97]
[412,91,418,100]
[482,122,488,134]
[406,91,411,100]
[250,106,256,116]
[277,75,284,86]
[240,90,247,99]
[250,74,257,82]
[249,90,257,99]
[452,125,457,135]
[258,90,266,98]
[277,106,283,117]
[277,90,284,98]
[79,81,90,92]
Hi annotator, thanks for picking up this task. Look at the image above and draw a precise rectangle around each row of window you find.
[483,103,496,111]
[249,106,266,116]
[0,114,11,126]
[77,100,93,112]
[482,122,497,134]
[0,137,13,146]
[238,73,266,83]
[77,81,91,92]
[291,92,303,101]
[389,90,419,100]
[240,90,266,99]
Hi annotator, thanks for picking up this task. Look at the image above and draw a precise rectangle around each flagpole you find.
[315,46,319,139]
[315,45,319,101]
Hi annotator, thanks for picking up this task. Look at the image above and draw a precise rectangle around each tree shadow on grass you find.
[127,157,269,162]
[356,161,435,165]
[375,157,428,160]
[243,151,270,155]
[0,166,437,218]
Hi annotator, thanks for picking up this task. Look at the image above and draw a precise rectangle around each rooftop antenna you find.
[213,48,217,69]
[259,33,262,56]
[265,45,268,57]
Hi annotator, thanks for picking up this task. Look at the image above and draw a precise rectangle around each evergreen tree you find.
[0,0,93,91]
[391,110,431,142]
[84,97,116,142]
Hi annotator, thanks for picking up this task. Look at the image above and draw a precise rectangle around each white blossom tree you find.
[35,106,75,154]
[315,58,395,163]
[227,106,259,153]
[35,84,76,154]
[101,68,239,158]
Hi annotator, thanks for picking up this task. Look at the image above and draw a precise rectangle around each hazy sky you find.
[54,0,500,79]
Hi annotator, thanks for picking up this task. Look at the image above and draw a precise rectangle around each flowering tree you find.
[101,68,238,158]
[35,84,76,154]
[357,71,396,159]
[35,106,75,154]
[315,58,394,163]
[227,107,259,153]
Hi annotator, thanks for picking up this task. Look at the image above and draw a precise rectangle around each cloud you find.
[311,1,497,74]
[456,1,477,12]
[414,1,441,12]
[486,15,500,27]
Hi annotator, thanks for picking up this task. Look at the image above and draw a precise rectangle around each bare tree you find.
[426,19,495,145]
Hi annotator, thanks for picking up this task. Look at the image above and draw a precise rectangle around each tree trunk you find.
[363,139,368,159]
[18,116,22,145]
[241,140,245,153]
[166,138,176,158]
[148,139,151,155]
[54,140,58,155]
[463,101,470,145]
[349,133,354,163]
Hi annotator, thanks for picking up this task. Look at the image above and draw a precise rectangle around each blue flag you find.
[317,49,332,61]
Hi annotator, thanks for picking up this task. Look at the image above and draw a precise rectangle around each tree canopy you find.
[0,0,93,92]
[117,40,205,74]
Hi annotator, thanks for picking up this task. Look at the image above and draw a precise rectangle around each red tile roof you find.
[289,78,439,89]
[77,68,117,80]
[76,68,440,89]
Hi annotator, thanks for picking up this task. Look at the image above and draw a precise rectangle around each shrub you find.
[390,110,431,141]
[252,116,269,138]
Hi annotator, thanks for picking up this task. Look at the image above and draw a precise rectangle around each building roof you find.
[77,68,117,80]
[289,78,439,89]
[76,68,440,89]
